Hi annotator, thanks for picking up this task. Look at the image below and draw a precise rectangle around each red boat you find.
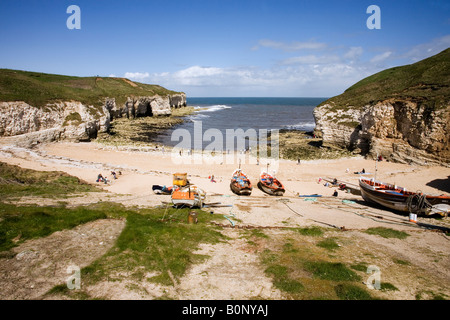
[258,171,285,196]
[359,178,450,216]
[230,169,252,196]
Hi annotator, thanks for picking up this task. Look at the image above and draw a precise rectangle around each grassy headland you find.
[0,68,182,109]
[319,48,450,111]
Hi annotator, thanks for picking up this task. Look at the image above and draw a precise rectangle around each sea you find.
[154,97,328,150]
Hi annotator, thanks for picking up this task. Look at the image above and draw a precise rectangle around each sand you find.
[0,139,449,300]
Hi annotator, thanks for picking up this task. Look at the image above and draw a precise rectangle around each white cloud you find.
[175,66,223,78]
[370,51,392,64]
[343,47,363,60]
[108,74,117,77]
[124,72,150,80]
[147,62,373,97]
[281,54,340,65]
[131,37,448,97]
[254,39,327,51]
[403,34,450,62]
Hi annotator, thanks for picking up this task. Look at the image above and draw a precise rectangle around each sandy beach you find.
[1,139,449,300]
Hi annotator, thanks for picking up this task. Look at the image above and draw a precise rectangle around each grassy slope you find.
[320,48,450,110]
[0,68,182,108]
[0,161,101,199]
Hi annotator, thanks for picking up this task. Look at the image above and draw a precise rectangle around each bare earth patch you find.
[176,229,283,300]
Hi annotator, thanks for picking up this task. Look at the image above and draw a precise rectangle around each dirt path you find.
[176,229,283,300]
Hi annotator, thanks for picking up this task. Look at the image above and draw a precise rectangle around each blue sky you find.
[0,0,449,97]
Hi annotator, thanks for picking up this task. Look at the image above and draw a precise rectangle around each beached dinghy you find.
[359,178,450,216]
[171,185,205,208]
[152,185,173,195]
[230,169,252,196]
[258,171,285,196]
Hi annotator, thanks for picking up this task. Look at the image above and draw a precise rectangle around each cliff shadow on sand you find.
[426,175,450,193]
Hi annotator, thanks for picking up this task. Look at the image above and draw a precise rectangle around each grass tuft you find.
[334,283,374,300]
[365,227,409,239]
[303,261,361,282]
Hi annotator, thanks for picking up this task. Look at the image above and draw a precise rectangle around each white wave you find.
[188,113,211,122]
[283,121,316,130]
[202,105,232,112]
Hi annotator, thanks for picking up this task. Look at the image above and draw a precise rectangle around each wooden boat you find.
[152,185,173,195]
[230,169,252,196]
[359,178,450,216]
[258,171,285,196]
[171,185,204,208]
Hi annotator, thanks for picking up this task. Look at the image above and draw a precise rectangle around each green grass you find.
[0,68,181,109]
[316,238,340,251]
[365,227,410,239]
[350,262,369,272]
[293,226,324,237]
[319,48,450,110]
[303,261,361,282]
[79,207,226,288]
[0,161,101,199]
[63,112,82,126]
[256,227,382,300]
[334,283,375,300]
[0,162,229,299]
[0,202,110,252]
[262,250,305,294]
[380,282,399,292]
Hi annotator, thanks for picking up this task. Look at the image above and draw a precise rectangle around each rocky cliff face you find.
[313,99,450,166]
[0,101,110,144]
[313,48,450,166]
[0,93,187,146]
[106,93,186,119]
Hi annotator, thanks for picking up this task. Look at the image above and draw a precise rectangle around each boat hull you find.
[230,169,253,196]
[359,178,450,215]
[171,199,202,208]
[258,172,285,196]
[230,181,252,196]
[257,181,285,196]
[152,185,172,195]
[171,188,203,208]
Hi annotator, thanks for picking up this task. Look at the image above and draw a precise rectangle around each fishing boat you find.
[230,169,252,196]
[258,171,285,196]
[171,185,205,208]
[152,185,173,195]
[359,178,450,216]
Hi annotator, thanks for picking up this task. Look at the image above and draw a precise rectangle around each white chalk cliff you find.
[0,93,187,147]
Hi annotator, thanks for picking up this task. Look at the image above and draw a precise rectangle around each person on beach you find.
[96,174,104,183]
[111,171,117,179]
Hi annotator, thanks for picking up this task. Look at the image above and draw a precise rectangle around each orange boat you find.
[171,185,205,208]
[258,171,285,196]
